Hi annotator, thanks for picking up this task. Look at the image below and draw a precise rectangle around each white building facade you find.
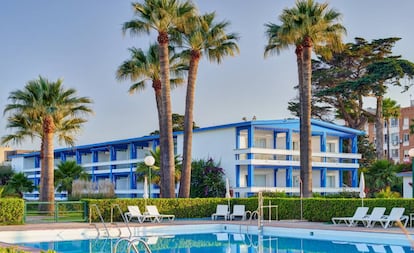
[11,119,363,199]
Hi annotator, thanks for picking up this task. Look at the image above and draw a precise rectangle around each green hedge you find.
[2,197,414,225]
[85,197,414,223]
[0,198,24,225]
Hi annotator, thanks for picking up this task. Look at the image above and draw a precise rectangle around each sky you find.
[1,0,414,150]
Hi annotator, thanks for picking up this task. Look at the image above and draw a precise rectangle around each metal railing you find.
[113,237,152,253]
[24,201,86,223]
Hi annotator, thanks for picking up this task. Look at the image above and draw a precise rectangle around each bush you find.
[0,198,24,225]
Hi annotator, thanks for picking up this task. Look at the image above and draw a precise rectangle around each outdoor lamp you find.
[144,155,155,197]
[409,148,414,198]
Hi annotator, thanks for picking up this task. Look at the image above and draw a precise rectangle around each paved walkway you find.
[1,219,412,234]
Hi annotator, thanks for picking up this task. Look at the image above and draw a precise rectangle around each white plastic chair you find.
[331,207,369,226]
[145,205,175,222]
[230,205,246,220]
[211,204,229,220]
[124,206,156,223]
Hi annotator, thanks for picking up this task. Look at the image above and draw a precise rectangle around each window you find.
[327,143,335,152]
[391,133,399,146]
[254,175,266,187]
[404,133,410,143]
[326,175,335,188]
[391,149,399,158]
[390,118,399,127]
[255,138,267,148]
[292,175,300,187]
[238,129,248,149]
[403,118,409,130]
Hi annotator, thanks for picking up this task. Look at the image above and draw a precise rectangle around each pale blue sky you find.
[1,0,414,150]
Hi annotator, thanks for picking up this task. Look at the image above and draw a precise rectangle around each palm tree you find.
[264,0,345,197]
[117,44,186,128]
[2,76,93,208]
[117,44,187,196]
[382,98,400,161]
[6,172,34,198]
[136,147,181,196]
[55,160,89,197]
[122,0,195,198]
[177,12,239,198]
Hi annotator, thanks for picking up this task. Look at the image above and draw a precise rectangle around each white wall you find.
[11,156,24,172]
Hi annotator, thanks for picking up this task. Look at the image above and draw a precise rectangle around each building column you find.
[76,151,82,164]
[129,143,137,191]
[92,151,98,182]
[286,166,293,187]
[60,152,66,162]
[320,133,327,188]
[351,169,358,187]
[273,169,278,187]
[110,146,116,183]
[247,165,254,187]
[320,168,327,188]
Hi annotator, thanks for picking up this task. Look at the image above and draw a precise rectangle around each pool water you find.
[20,232,414,253]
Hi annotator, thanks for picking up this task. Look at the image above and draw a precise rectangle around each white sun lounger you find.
[211,204,229,220]
[230,205,246,220]
[374,207,408,228]
[145,205,175,222]
[358,207,387,228]
[331,207,369,226]
[124,205,157,223]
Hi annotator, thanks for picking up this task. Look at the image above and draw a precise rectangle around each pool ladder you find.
[113,237,152,253]
[89,204,132,238]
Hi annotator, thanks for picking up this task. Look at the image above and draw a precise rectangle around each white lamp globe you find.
[144,155,155,166]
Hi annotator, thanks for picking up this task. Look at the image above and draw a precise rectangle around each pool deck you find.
[1,219,414,252]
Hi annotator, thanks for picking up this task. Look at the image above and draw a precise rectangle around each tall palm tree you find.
[55,160,89,197]
[176,12,239,197]
[2,76,93,208]
[264,0,345,197]
[382,98,400,161]
[122,0,195,197]
[117,44,186,196]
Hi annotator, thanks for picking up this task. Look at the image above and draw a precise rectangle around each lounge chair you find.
[211,204,229,220]
[358,207,386,228]
[375,207,408,228]
[331,207,369,226]
[145,205,175,222]
[230,205,246,220]
[124,206,157,223]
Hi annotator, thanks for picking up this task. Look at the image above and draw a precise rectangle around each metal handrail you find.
[113,237,152,253]
[111,204,132,237]
[89,204,109,237]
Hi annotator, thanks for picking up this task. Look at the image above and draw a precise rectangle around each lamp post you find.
[144,155,155,198]
[409,148,414,198]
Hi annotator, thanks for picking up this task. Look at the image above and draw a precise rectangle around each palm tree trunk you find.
[179,50,200,198]
[301,37,313,198]
[375,96,384,159]
[386,118,391,161]
[158,32,175,198]
[152,79,164,196]
[43,116,55,212]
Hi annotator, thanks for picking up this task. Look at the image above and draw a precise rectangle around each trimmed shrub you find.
[0,198,24,225]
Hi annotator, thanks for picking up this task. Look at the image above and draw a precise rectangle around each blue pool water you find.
[19,232,414,253]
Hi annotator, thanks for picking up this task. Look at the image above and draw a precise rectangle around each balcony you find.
[234,148,361,169]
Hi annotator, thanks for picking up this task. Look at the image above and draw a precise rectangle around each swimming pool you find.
[3,224,414,253]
